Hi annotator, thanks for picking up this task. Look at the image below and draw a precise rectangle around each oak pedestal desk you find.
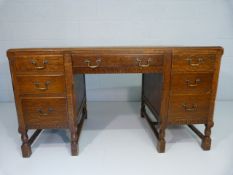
[7,47,223,158]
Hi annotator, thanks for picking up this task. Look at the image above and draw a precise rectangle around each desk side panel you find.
[74,74,86,118]
[142,73,163,119]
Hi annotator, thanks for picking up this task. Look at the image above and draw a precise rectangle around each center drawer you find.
[72,54,164,68]
[16,75,66,95]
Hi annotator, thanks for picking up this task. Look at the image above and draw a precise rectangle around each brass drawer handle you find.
[37,108,54,116]
[136,58,151,67]
[85,59,101,68]
[34,81,50,91]
[186,58,203,67]
[186,79,201,87]
[31,59,48,70]
[182,104,197,112]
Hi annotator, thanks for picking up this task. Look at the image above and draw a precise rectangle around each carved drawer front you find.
[168,95,210,124]
[171,73,213,94]
[22,98,68,129]
[17,75,65,95]
[72,54,164,68]
[14,55,64,73]
[172,54,216,72]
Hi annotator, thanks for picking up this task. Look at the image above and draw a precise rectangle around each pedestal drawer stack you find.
[168,48,223,150]
[8,53,69,157]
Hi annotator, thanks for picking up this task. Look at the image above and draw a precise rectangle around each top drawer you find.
[72,54,164,68]
[14,55,64,73]
[172,54,216,72]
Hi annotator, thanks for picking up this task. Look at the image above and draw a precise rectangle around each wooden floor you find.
[0,101,232,175]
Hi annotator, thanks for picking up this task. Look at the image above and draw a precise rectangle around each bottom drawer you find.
[22,97,68,129]
[168,95,210,124]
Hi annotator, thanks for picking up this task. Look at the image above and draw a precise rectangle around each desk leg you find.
[19,128,32,157]
[64,54,79,156]
[141,53,172,153]
[201,122,214,150]
[142,73,167,152]
[70,125,78,156]
[157,125,166,153]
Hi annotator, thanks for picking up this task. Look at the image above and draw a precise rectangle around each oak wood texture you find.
[7,46,223,157]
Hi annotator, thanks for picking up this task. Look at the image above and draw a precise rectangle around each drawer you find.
[72,54,164,68]
[22,98,68,128]
[14,55,64,73]
[171,73,213,94]
[172,54,216,72]
[17,75,66,95]
[168,95,210,123]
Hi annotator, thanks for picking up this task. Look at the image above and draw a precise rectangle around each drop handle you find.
[186,79,201,87]
[31,59,48,70]
[182,104,198,112]
[85,59,101,68]
[136,58,151,67]
[186,58,203,67]
[34,81,50,91]
[37,108,54,116]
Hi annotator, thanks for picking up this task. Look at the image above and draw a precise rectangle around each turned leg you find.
[140,100,146,118]
[157,125,166,153]
[19,129,32,158]
[201,122,214,150]
[70,126,78,156]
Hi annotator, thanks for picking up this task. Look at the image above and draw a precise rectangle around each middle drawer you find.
[16,75,66,95]
[170,73,213,94]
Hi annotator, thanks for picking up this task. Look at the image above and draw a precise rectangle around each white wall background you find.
[0,0,233,102]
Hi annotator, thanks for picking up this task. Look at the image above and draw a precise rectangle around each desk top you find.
[7,46,224,56]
